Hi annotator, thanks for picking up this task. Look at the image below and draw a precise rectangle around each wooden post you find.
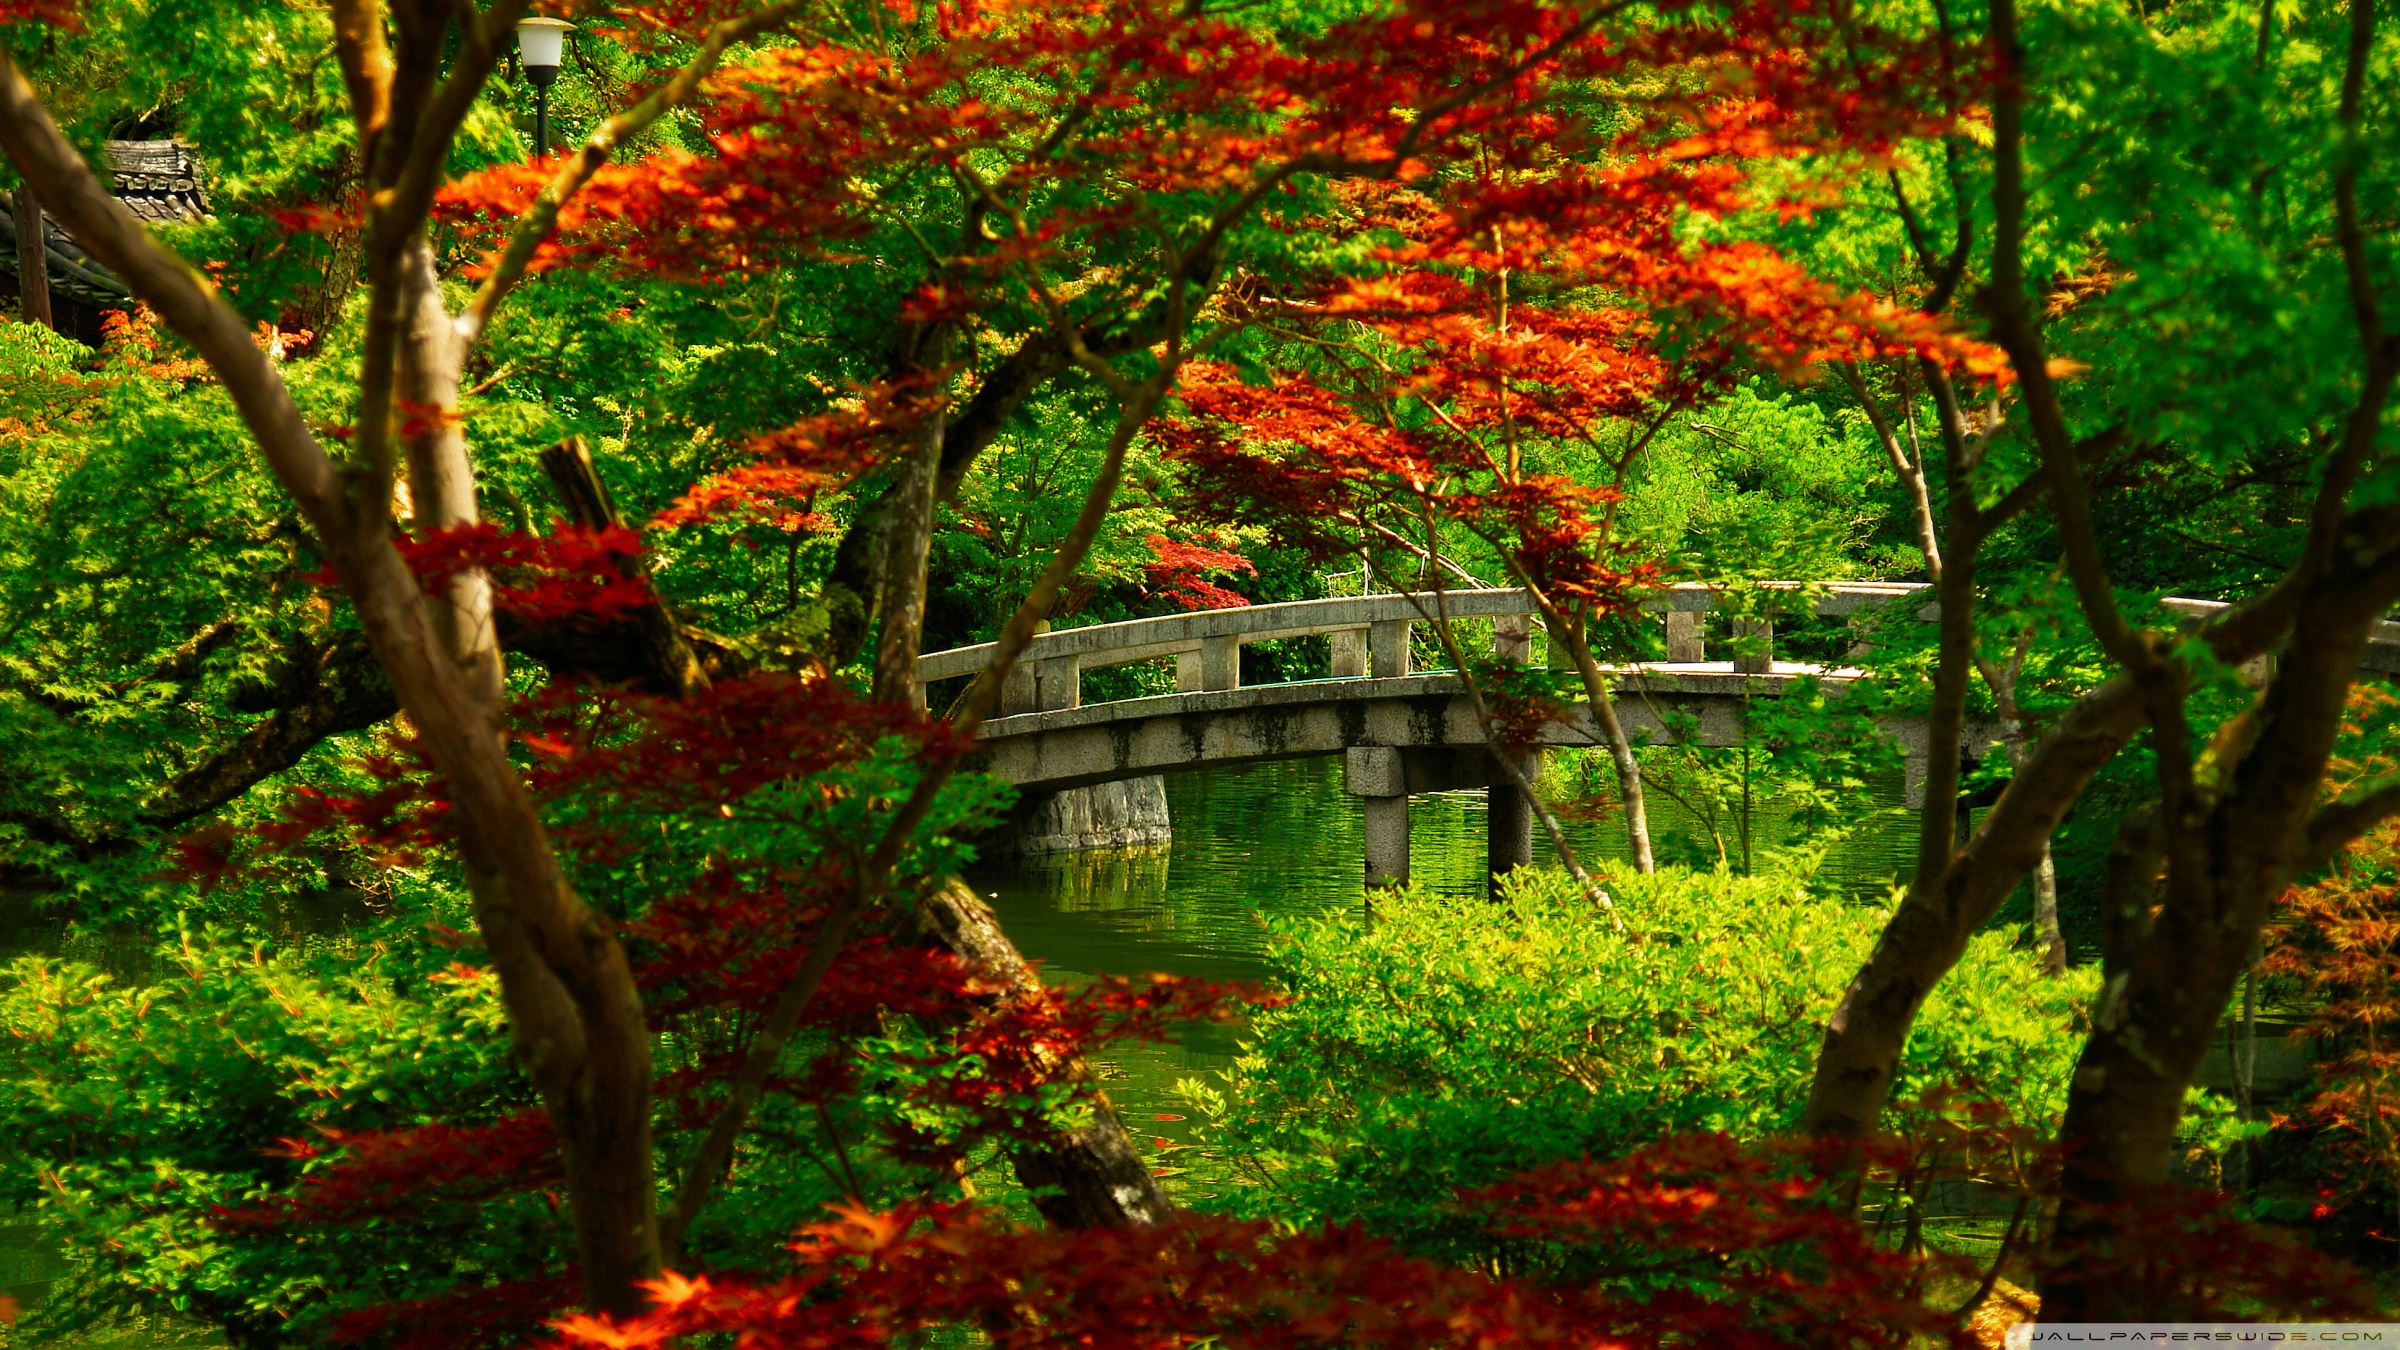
[14,186,51,330]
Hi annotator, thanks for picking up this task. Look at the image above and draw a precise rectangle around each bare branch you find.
[1842,361,1942,580]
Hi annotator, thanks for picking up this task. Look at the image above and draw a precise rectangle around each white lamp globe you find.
[515,17,575,82]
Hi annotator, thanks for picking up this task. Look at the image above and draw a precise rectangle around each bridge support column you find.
[1346,746,1408,890]
[990,776,1172,855]
[1363,796,1409,890]
[1487,750,1537,892]
[1370,619,1412,678]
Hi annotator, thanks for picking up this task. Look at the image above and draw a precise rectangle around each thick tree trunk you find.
[2044,889,2253,1318]
[873,325,949,708]
[2045,571,2396,1315]
[915,878,1175,1226]
[383,236,663,1314]
[1805,673,2150,1138]
[395,238,503,707]
[0,32,670,1319]
[13,184,49,329]
[340,527,664,1317]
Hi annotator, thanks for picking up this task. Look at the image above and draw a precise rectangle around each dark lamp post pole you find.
[514,17,575,162]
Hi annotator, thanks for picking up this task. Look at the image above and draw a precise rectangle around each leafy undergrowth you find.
[1181,865,2098,1265]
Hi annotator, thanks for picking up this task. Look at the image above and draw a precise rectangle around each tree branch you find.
[662,364,1179,1260]
[1978,424,2126,534]
[328,0,394,172]
[1984,0,2143,673]
[1842,361,1941,579]
[459,0,810,347]
[0,53,346,540]
[2303,779,2400,873]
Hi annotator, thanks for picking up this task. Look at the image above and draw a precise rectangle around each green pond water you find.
[0,751,1917,1340]
[969,753,1917,1205]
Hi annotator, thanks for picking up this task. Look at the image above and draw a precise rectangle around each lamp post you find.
[514,17,575,161]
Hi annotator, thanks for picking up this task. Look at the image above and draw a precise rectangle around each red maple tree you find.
[11,0,2364,1342]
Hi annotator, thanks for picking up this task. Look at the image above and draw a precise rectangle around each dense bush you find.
[0,925,538,1346]
[1185,866,2097,1262]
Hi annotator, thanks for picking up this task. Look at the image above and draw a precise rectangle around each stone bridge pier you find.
[1344,744,1539,892]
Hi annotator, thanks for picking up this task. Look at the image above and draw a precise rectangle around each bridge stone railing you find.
[922,582,2400,878]
[916,582,1936,715]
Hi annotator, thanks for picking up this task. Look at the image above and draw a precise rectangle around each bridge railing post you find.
[1330,628,1368,678]
[1370,619,1412,678]
[1494,614,1531,666]
[1665,610,1705,662]
[1001,662,1039,716]
[1038,655,1081,711]
[1732,617,1774,675]
[1201,634,1241,691]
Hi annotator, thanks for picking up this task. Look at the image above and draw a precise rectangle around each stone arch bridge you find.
[915,585,2364,887]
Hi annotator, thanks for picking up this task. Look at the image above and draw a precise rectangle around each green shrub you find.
[0,923,540,1347]
[1182,865,2096,1261]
